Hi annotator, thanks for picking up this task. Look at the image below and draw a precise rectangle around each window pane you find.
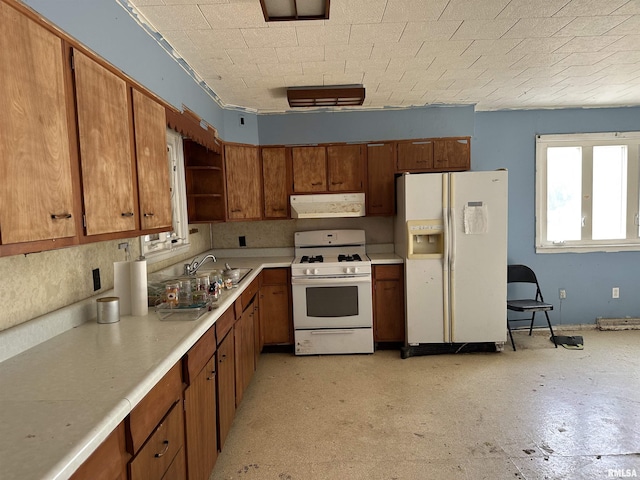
[547,146,582,242]
[593,145,627,240]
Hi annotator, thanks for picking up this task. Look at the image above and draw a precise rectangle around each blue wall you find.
[474,108,640,325]
[22,0,640,325]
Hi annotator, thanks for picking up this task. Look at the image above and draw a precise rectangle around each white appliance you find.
[291,230,374,355]
[394,171,508,357]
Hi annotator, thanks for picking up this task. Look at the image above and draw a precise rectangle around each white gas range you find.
[291,230,374,355]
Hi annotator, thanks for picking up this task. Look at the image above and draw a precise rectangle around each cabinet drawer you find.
[373,264,403,280]
[183,325,216,385]
[127,362,182,454]
[129,401,185,480]
[240,276,260,310]
[215,306,235,344]
[261,268,289,285]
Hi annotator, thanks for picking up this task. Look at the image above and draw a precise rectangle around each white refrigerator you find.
[394,171,508,350]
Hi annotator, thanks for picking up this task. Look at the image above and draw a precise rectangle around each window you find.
[140,129,190,262]
[536,132,640,253]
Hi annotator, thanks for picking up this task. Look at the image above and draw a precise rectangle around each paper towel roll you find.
[130,259,148,316]
[113,261,132,316]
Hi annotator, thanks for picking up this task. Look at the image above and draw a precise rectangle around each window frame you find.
[140,129,190,263]
[536,132,640,254]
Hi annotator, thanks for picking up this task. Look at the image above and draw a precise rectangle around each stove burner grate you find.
[338,254,362,262]
[301,255,324,263]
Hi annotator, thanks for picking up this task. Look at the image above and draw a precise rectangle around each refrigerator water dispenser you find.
[407,220,444,258]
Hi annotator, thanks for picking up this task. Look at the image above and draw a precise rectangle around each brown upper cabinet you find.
[292,146,326,193]
[225,144,262,221]
[396,139,434,172]
[0,2,77,247]
[132,89,172,231]
[366,143,396,216]
[261,147,290,219]
[73,48,137,236]
[184,140,226,223]
[433,137,470,170]
[397,137,470,173]
[327,144,365,192]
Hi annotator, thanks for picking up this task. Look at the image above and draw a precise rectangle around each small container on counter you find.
[195,273,210,292]
[96,297,120,324]
[165,282,180,307]
[178,278,192,305]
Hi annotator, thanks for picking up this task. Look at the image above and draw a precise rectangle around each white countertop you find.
[0,255,291,480]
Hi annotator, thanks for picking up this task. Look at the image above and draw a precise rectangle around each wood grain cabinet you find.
[261,147,290,219]
[0,2,77,247]
[132,89,172,231]
[216,312,236,451]
[260,268,293,345]
[396,140,434,172]
[126,363,185,480]
[72,48,137,237]
[184,139,225,223]
[292,146,327,192]
[327,144,365,192]
[366,143,396,216]
[183,326,218,480]
[373,264,405,343]
[225,144,262,220]
[433,137,470,170]
[69,422,129,480]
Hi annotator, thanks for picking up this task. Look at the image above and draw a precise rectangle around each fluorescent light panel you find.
[260,0,329,21]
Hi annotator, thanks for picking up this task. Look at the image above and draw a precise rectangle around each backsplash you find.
[210,217,394,249]
[0,227,211,333]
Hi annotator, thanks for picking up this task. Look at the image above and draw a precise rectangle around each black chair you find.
[507,264,558,351]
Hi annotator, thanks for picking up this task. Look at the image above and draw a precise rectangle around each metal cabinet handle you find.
[331,181,343,185]
[311,182,322,186]
[121,212,134,217]
[154,440,169,458]
[143,212,155,217]
[231,209,242,213]
[273,208,285,212]
[50,213,72,220]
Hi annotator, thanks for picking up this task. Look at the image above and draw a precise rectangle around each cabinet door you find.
[373,265,405,343]
[261,147,289,218]
[366,143,395,216]
[225,145,261,220]
[132,89,172,230]
[396,140,434,172]
[184,356,217,480]
[260,284,292,345]
[216,331,235,450]
[327,144,364,192]
[433,137,470,170]
[292,146,326,192]
[234,303,255,407]
[73,49,136,235]
[0,3,76,244]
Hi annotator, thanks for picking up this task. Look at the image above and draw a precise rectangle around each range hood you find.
[290,193,366,219]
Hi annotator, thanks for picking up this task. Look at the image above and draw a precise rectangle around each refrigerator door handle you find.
[442,174,451,343]
[449,173,456,343]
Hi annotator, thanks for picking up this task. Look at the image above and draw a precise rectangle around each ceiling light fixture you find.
[287,85,365,108]
[260,0,330,22]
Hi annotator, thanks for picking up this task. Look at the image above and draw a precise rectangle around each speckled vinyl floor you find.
[210,329,640,480]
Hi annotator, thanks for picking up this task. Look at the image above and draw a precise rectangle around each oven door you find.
[291,275,373,329]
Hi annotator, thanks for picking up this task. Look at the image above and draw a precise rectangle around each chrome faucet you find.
[184,254,217,276]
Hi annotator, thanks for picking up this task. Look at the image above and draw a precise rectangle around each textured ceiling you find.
[125,0,640,113]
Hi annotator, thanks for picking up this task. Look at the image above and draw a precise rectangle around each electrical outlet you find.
[92,268,101,291]
[239,236,246,247]
[559,289,566,299]
[612,287,620,299]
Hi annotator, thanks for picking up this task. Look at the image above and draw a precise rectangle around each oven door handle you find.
[310,329,356,335]
[291,276,371,286]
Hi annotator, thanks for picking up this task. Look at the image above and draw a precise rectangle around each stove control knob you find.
[314,268,319,275]
[353,267,359,274]
[305,268,312,275]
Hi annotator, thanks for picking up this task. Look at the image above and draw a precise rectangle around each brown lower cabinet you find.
[373,264,406,343]
[183,326,218,480]
[216,309,236,451]
[69,422,129,480]
[260,268,293,345]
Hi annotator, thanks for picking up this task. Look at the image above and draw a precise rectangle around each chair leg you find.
[528,312,536,336]
[545,311,558,348]
[507,321,516,351]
